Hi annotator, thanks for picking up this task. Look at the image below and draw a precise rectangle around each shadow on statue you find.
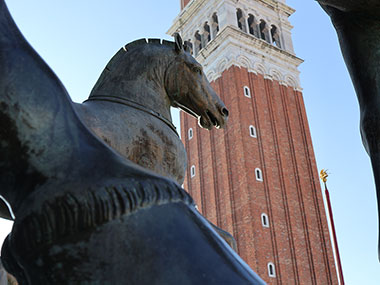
[0,0,263,283]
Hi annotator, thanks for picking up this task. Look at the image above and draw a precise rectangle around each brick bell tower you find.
[168,0,338,283]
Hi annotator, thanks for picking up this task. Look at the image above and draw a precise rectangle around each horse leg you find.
[318,3,380,259]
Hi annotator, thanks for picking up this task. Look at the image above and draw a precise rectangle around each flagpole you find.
[320,169,345,285]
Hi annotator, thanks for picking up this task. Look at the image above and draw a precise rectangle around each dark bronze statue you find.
[317,0,380,259]
[0,34,229,219]
[0,7,235,252]
[0,0,264,283]
[75,37,228,185]
[75,37,235,250]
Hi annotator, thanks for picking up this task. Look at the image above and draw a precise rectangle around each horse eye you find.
[192,66,202,75]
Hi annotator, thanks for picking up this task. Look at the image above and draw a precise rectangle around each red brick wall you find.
[181,0,192,10]
[181,65,338,284]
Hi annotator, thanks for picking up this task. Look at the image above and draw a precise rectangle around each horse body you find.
[76,99,187,184]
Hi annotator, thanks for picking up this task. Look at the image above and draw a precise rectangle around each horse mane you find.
[125,38,175,51]
[89,38,176,97]
[11,177,194,255]
[107,38,175,71]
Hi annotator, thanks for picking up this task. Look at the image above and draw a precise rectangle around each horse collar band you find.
[85,95,179,136]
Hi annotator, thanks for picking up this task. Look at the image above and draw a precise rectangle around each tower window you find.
[244,86,251,97]
[188,128,193,140]
[203,22,211,45]
[184,39,193,55]
[268,262,276,278]
[271,25,281,48]
[212,13,219,37]
[190,165,196,178]
[194,31,202,56]
[255,168,263,181]
[259,20,270,43]
[248,14,258,37]
[261,213,269,227]
[236,9,247,32]
[249,126,257,138]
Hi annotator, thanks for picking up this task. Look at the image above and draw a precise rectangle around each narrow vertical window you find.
[203,22,211,45]
[271,25,281,48]
[194,31,202,56]
[244,86,251,98]
[190,165,196,178]
[211,13,219,37]
[184,39,193,55]
[188,128,193,140]
[248,14,257,37]
[261,213,269,227]
[259,20,270,43]
[249,125,257,138]
[236,9,247,32]
[255,168,263,181]
[268,262,276,277]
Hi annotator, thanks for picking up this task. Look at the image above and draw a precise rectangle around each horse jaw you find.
[198,108,228,130]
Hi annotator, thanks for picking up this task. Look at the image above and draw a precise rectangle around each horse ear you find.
[174,32,183,53]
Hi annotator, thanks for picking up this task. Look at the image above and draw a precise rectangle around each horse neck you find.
[89,46,174,122]
[119,78,172,121]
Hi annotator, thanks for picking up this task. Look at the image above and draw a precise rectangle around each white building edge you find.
[167,0,303,91]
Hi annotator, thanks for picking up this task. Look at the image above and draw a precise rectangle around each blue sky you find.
[1,0,379,283]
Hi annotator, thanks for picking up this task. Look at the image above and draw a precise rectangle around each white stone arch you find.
[285,75,298,89]
[236,6,247,17]
[237,55,251,70]
[254,62,267,76]
[206,70,216,82]
[250,10,261,19]
[217,57,229,74]
[269,69,283,82]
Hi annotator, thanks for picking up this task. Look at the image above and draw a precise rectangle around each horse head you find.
[166,34,229,130]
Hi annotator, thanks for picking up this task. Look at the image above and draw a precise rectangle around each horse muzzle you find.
[199,105,229,130]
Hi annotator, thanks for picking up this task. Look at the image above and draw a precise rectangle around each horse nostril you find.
[221,107,229,117]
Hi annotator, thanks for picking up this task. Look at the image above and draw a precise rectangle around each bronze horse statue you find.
[0,0,264,283]
[75,36,228,185]
[0,35,228,221]
[0,20,235,250]
[75,36,234,249]
[316,0,380,259]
